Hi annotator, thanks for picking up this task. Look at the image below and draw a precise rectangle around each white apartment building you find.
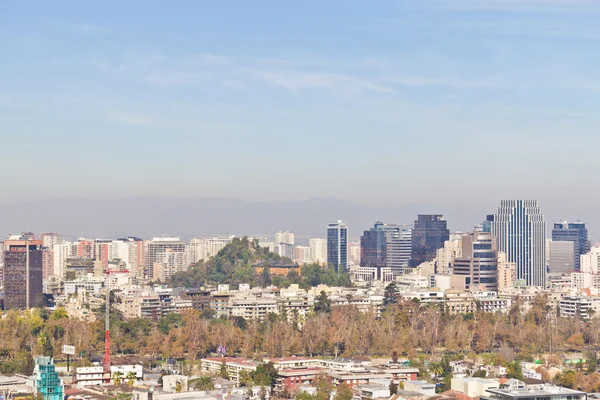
[293,246,312,264]
[186,238,205,265]
[559,295,600,319]
[309,238,327,265]
[201,358,259,384]
[53,242,76,278]
[229,298,278,321]
[275,231,295,246]
[581,247,600,274]
[204,236,234,259]
[40,233,61,249]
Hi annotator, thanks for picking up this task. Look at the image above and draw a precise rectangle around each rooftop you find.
[485,386,586,398]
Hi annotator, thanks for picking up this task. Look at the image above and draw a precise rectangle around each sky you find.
[2,0,600,211]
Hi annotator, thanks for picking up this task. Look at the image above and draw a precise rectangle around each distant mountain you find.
[0,196,591,241]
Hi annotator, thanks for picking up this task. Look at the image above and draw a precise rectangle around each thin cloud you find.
[249,68,397,94]
[429,0,600,12]
[72,23,110,34]
[106,112,156,127]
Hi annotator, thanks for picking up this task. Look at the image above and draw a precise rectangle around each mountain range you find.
[0,196,593,242]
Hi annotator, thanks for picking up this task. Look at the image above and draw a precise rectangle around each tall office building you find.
[327,220,348,272]
[360,222,411,275]
[309,238,327,265]
[360,222,388,268]
[4,239,44,310]
[490,200,547,287]
[552,221,590,272]
[452,230,498,291]
[410,215,449,268]
[548,240,575,274]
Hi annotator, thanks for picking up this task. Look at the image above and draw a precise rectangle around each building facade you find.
[552,221,590,272]
[490,200,546,287]
[548,240,575,274]
[410,215,449,268]
[452,230,499,291]
[327,221,348,272]
[4,239,44,309]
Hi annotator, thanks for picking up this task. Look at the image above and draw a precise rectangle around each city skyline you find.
[2,1,600,207]
[0,196,596,241]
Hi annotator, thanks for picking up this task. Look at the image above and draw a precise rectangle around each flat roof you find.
[485,387,587,398]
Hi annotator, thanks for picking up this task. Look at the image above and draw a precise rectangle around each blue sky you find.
[2,0,600,209]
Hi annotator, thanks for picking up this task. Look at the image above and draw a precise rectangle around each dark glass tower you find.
[410,215,449,268]
[4,239,44,310]
[360,222,388,268]
[552,221,591,272]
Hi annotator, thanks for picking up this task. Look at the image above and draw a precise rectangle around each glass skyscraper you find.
[410,215,449,268]
[360,221,412,275]
[491,200,546,287]
[552,221,590,272]
[327,220,348,272]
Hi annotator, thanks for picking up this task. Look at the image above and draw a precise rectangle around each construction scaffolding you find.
[33,356,64,400]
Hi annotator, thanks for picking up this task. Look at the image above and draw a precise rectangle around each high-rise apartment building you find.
[410,215,449,268]
[40,233,61,249]
[53,242,75,278]
[452,230,498,291]
[145,237,186,278]
[497,251,517,291]
[293,246,312,264]
[360,222,412,275]
[327,220,348,272]
[581,247,600,274]
[490,200,547,287]
[4,239,44,309]
[274,231,295,246]
[548,240,575,274]
[309,238,327,265]
[552,221,590,272]
[204,236,234,259]
[186,238,206,266]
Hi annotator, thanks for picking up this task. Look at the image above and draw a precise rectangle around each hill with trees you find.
[167,236,349,288]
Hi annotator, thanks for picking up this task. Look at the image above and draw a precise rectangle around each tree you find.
[251,362,278,388]
[384,282,398,306]
[219,361,230,379]
[192,376,215,391]
[333,382,353,400]
[314,291,331,314]
[506,361,524,381]
[472,370,487,378]
[112,371,124,385]
[126,371,137,385]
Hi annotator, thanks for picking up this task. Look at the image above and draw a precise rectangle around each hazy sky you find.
[2,0,600,208]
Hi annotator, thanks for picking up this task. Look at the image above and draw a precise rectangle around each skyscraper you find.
[360,222,412,275]
[552,221,590,272]
[360,222,388,268]
[490,200,547,287]
[410,215,449,268]
[3,239,44,310]
[327,220,348,272]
